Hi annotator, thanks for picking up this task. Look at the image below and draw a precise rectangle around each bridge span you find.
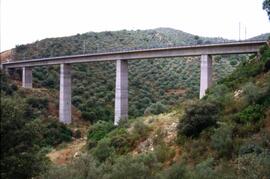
[1,41,266,125]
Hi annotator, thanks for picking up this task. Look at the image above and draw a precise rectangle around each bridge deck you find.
[2,41,266,68]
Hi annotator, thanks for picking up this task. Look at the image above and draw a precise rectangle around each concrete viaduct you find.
[1,41,266,125]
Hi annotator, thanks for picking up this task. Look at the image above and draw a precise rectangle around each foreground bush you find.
[42,120,73,146]
[236,151,270,179]
[177,101,220,137]
[211,123,233,158]
[1,99,48,179]
[144,102,167,115]
[87,120,115,148]
[41,154,102,179]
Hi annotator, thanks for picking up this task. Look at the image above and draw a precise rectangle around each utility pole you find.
[239,22,241,41]
[83,40,86,54]
[245,26,247,40]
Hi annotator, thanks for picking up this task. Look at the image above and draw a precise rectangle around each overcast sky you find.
[1,0,269,52]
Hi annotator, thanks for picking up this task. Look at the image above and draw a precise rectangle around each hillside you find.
[8,28,253,122]
[40,42,270,178]
[1,30,269,178]
[0,69,91,178]
[0,50,12,62]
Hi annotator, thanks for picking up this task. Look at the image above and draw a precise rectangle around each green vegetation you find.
[176,44,270,178]
[12,28,244,122]
[0,70,73,179]
[2,42,270,179]
[263,0,270,20]
[177,101,220,137]
[1,4,269,176]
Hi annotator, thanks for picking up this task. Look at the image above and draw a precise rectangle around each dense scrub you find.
[176,44,270,178]
[0,71,73,179]
[41,41,269,178]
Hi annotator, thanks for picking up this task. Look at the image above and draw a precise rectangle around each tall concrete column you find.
[59,64,71,124]
[22,67,32,88]
[114,60,128,125]
[200,54,212,99]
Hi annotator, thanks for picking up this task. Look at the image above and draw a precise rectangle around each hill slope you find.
[40,42,270,179]
[9,28,251,121]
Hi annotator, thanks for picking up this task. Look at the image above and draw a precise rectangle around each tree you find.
[177,101,220,137]
[263,0,270,20]
[0,99,47,179]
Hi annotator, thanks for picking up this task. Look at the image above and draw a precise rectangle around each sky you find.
[1,0,269,52]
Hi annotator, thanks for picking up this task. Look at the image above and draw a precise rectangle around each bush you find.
[190,158,217,179]
[26,96,49,110]
[154,143,175,163]
[87,120,115,148]
[144,102,167,115]
[108,128,131,154]
[236,104,264,123]
[42,120,73,146]
[81,111,97,123]
[242,82,260,104]
[211,123,233,158]
[162,162,189,179]
[73,129,81,138]
[239,143,263,155]
[132,120,150,139]
[109,155,151,179]
[1,98,48,179]
[41,154,102,179]
[230,60,237,66]
[92,139,114,162]
[236,152,270,179]
[177,101,220,137]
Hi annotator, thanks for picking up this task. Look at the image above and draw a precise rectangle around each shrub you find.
[1,98,48,179]
[239,143,263,155]
[162,162,189,179]
[26,96,49,110]
[235,152,270,179]
[205,84,230,103]
[154,143,175,163]
[92,139,114,162]
[132,120,150,139]
[190,158,217,179]
[177,101,220,137]
[211,123,233,158]
[236,104,264,123]
[242,82,260,104]
[230,60,237,66]
[137,152,162,176]
[73,129,81,138]
[81,111,97,122]
[219,56,265,89]
[41,154,102,179]
[108,128,131,154]
[87,120,114,148]
[42,120,73,146]
[109,155,150,179]
[144,102,167,115]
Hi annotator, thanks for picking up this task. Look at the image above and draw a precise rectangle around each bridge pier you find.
[114,60,128,125]
[59,64,72,124]
[200,54,212,98]
[22,67,32,88]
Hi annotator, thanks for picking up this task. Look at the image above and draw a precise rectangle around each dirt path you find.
[47,122,89,165]
[47,137,87,165]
